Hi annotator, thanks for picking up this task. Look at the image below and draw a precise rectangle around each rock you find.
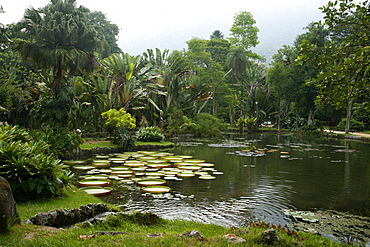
[223,234,247,244]
[28,203,111,227]
[0,176,20,233]
[261,229,280,245]
[146,233,162,238]
[179,230,204,239]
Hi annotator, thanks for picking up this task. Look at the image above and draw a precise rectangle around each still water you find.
[99,133,370,229]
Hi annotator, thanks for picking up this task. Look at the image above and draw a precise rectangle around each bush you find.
[193,113,226,137]
[0,123,72,202]
[335,118,365,132]
[280,113,307,129]
[30,128,83,158]
[135,126,164,142]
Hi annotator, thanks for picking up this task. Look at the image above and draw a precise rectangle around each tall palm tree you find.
[13,0,106,98]
[226,46,248,79]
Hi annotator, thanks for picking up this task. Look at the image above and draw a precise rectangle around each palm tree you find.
[13,0,106,98]
[226,46,248,79]
[101,52,141,110]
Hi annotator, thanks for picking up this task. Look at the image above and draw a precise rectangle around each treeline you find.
[0,0,369,136]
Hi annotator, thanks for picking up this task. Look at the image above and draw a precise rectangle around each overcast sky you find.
[0,0,330,56]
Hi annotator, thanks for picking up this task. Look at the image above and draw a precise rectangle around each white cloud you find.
[0,0,329,56]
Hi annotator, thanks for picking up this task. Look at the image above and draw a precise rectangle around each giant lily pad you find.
[142,186,171,194]
[91,162,110,168]
[78,178,111,187]
[146,163,171,169]
[63,160,86,165]
[80,186,112,196]
[178,165,201,171]
[72,165,95,170]
[137,179,166,186]
[199,175,216,180]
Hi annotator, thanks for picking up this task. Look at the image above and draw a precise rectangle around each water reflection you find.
[98,133,370,228]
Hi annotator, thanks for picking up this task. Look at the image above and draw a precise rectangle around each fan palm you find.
[13,0,105,98]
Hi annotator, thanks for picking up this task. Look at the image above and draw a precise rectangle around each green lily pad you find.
[63,160,86,165]
[142,186,171,194]
[91,162,110,168]
[137,179,166,186]
[199,175,216,180]
[72,165,95,170]
[78,178,111,187]
[80,186,112,196]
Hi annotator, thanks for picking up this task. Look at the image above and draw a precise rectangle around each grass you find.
[134,141,174,146]
[80,139,174,150]
[0,187,351,247]
[80,140,119,150]
[16,186,103,220]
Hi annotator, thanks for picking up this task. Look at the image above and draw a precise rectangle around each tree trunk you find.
[345,99,353,134]
[277,99,281,133]
[307,109,314,125]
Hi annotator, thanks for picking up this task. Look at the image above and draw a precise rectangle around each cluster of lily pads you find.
[63,151,223,196]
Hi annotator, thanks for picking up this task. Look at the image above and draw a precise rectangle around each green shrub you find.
[300,125,318,131]
[30,128,83,158]
[193,113,226,137]
[280,113,307,129]
[0,123,72,202]
[335,118,365,132]
[135,126,164,142]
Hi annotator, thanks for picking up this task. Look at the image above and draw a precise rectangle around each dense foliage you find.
[135,126,165,142]
[0,0,368,145]
[29,128,83,158]
[0,123,72,201]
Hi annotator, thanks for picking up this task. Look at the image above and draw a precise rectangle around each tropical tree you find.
[87,10,121,58]
[228,11,260,58]
[299,0,370,133]
[101,52,141,110]
[210,30,224,40]
[12,0,106,98]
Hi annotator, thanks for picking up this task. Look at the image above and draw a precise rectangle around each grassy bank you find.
[80,139,174,150]
[0,187,350,247]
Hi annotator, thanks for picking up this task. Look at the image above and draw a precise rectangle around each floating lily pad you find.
[111,170,134,175]
[80,186,112,196]
[131,166,147,172]
[137,179,166,186]
[213,171,224,175]
[99,169,112,174]
[72,165,95,170]
[84,175,109,180]
[198,163,214,167]
[145,172,165,177]
[91,162,110,168]
[146,163,171,169]
[177,172,195,177]
[194,171,209,176]
[63,160,86,165]
[95,155,110,159]
[78,178,111,187]
[118,174,133,178]
[146,159,167,164]
[199,175,216,180]
[178,166,201,171]
[182,159,205,163]
[142,186,171,194]
[110,166,130,170]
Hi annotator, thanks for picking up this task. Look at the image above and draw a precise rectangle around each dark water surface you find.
[98,133,370,229]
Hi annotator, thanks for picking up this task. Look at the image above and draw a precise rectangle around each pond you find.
[73,133,370,243]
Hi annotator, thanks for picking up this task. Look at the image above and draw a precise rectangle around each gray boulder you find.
[0,176,20,233]
[261,228,280,245]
